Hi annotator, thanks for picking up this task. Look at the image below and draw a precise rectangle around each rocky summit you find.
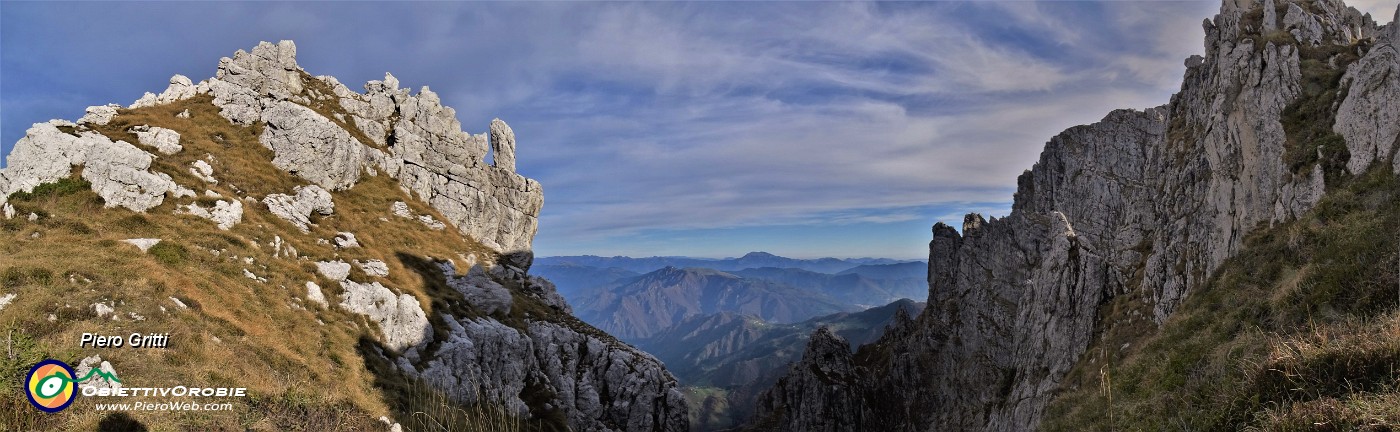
[0,41,684,431]
[751,0,1400,431]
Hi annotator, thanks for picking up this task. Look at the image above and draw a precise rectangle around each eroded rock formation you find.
[753,0,1399,430]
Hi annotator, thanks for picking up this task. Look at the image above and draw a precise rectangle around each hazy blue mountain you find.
[730,267,926,307]
[531,263,640,300]
[571,266,859,340]
[537,252,920,275]
[835,261,929,280]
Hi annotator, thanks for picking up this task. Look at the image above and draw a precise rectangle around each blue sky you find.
[4,1,1394,260]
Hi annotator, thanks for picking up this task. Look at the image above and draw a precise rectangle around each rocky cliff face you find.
[752,0,1399,430]
[0,41,685,432]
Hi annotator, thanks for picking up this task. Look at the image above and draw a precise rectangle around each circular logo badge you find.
[26,359,77,413]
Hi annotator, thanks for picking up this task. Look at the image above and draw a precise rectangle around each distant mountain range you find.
[572,267,859,340]
[533,252,930,431]
[537,251,922,275]
[730,267,924,307]
[644,299,926,430]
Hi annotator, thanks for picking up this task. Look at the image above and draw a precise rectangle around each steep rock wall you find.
[753,0,1396,430]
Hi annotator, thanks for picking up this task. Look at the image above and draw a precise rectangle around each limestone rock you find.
[338,279,430,351]
[176,109,191,119]
[262,185,334,232]
[753,1,1390,430]
[489,119,517,172]
[416,214,445,230]
[78,104,122,126]
[178,199,243,230]
[2,203,12,219]
[1263,0,1278,31]
[122,238,161,253]
[306,282,327,307]
[207,41,303,124]
[1335,11,1400,174]
[414,316,688,432]
[333,232,360,248]
[131,75,198,109]
[315,260,352,282]
[390,201,412,218]
[190,160,217,184]
[0,121,187,212]
[259,101,365,191]
[0,294,15,312]
[197,40,543,252]
[439,262,513,315]
[356,259,389,277]
[130,125,183,154]
[754,328,861,432]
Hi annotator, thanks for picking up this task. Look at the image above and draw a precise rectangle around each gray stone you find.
[440,262,513,315]
[2,203,12,220]
[489,118,517,172]
[0,121,189,212]
[262,185,334,232]
[754,2,1390,430]
[1263,0,1278,31]
[176,109,191,119]
[78,104,122,125]
[190,160,218,184]
[417,214,445,230]
[315,260,352,282]
[338,280,430,351]
[122,238,161,253]
[259,101,365,191]
[130,125,183,154]
[333,232,360,248]
[306,282,327,307]
[179,199,243,230]
[130,75,198,109]
[1335,11,1400,174]
[391,201,412,218]
[356,259,389,277]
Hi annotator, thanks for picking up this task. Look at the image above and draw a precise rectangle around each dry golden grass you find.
[0,96,525,431]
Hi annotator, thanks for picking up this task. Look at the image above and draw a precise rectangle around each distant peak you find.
[740,251,779,259]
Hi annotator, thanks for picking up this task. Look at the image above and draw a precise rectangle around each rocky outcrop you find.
[339,279,430,352]
[131,74,200,109]
[262,185,334,232]
[198,40,542,252]
[0,121,194,212]
[413,316,688,432]
[1335,6,1400,174]
[130,125,183,155]
[752,1,1398,431]
[1,40,682,432]
[754,328,862,432]
[79,104,122,126]
[178,199,243,230]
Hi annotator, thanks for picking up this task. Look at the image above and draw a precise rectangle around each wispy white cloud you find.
[3,1,1227,257]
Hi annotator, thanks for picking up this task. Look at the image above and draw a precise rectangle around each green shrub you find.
[147,242,189,266]
[6,177,92,202]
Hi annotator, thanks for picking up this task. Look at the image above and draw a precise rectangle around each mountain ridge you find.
[751,0,1400,430]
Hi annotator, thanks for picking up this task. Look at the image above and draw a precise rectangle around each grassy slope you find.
[0,96,549,431]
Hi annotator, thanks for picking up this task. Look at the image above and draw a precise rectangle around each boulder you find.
[130,125,183,154]
[315,260,352,282]
[262,185,334,232]
[338,280,430,351]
